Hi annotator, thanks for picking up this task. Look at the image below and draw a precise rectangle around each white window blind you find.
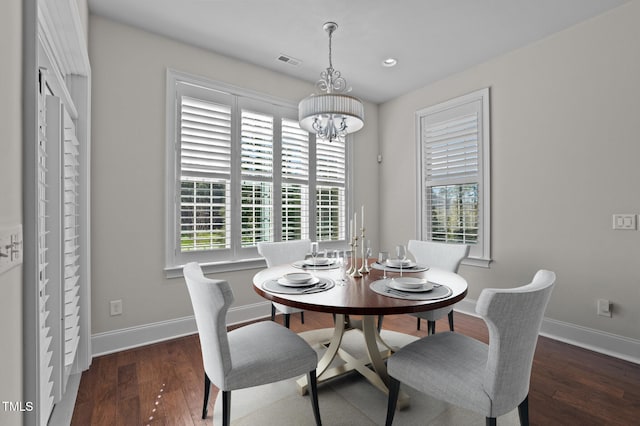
[423,112,480,245]
[423,113,479,183]
[241,110,274,246]
[167,71,351,270]
[417,88,491,264]
[316,138,346,241]
[281,118,309,241]
[179,94,232,252]
[180,96,232,178]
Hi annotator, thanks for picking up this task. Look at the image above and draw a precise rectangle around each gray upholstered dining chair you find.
[257,239,311,328]
[407,239,470,333]
[385,269,556,426]
[183,262,321,426]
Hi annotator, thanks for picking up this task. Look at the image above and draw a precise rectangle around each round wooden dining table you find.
[253,259,468,407]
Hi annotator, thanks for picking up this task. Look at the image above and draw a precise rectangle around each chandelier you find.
[298,22,364,143]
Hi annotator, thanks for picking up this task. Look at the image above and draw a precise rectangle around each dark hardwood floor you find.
[71,311,640,425]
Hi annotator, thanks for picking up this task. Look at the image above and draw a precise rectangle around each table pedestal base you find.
[297,314,412,408]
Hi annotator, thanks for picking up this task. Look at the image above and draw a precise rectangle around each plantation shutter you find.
[421,102,480,245]
[180,96,232,179]
[179,90,233,251]
[41,91,83,425]
[316,138,346,241]
[39,91,56,426]
[423,112,479,184]
[168,72,353,270]
[62,109,81,381]
[281,118,310,240]
[419,90,489,256]
[240,109,274,246]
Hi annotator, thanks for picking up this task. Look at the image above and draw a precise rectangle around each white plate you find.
[385,259,417,269]
[277,276,320,287]
[283,272,313,283]
[386,278,433,292]
[304,257,331,266]
[393,277,428,289]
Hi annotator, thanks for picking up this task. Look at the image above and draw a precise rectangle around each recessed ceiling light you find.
[382,58,397,67]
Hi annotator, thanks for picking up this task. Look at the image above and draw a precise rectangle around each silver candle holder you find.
[348,236,362,278]
[358,228,369,274]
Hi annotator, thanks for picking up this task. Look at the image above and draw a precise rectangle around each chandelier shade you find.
[298,21,364,142]
[298,93,364,141]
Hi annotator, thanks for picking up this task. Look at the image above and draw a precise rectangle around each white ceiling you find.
[88,0,628,104]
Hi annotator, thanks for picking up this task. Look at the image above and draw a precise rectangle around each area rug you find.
[213,328,520,426]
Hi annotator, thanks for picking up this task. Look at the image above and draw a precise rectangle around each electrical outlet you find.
[110,300,123,316]
[612,214,636,230]
[597,299,611,317]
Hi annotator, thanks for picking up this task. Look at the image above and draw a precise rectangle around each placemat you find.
[369,279,452,300]
[370,262,429,273]
[262,277,335,295]
[292,260,340,270]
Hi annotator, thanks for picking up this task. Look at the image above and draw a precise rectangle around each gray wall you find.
[0,0,23,424]
[88,15,379,335]
[90,2,638,349]
[379,1,640,340]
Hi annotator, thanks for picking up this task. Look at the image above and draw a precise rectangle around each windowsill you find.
[165,254,491,278]
[165,257,267,279]
[462,257,492,268]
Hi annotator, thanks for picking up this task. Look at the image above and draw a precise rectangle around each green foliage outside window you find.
[429,183,478,244]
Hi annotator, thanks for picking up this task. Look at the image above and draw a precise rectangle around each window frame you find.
[165,70,351,277]
[415,88,491,267]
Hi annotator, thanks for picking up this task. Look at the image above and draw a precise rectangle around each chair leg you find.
[271,304,276,321]
[486,417,497,426]
[308,370,322,426]
[202,373,211,419]
[378,315,384,332]
[416,317,421,330]
[222,390,231,426]
[284,313,291,328]
[427,320,436,335]
[518,395,529,426]
[301,311,305,324]
[385,377,401,426]
[448,310,455,331]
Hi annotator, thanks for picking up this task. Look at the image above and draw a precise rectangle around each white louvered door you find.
[62,107,81,387]
[41,89,82,426]
[38,76,56,426]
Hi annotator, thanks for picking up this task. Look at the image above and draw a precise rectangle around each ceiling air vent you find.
[277,54,301,67]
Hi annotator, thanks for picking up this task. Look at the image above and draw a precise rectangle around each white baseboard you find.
[91,301,271,356]
[455,299,640,365]
[92,299,639,365]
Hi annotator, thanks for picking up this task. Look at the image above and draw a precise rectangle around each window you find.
[166,71,350,273]
[416,88,491,266]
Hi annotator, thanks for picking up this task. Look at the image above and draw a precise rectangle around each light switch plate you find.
[612,214,636,230]
[0,225,23,275]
